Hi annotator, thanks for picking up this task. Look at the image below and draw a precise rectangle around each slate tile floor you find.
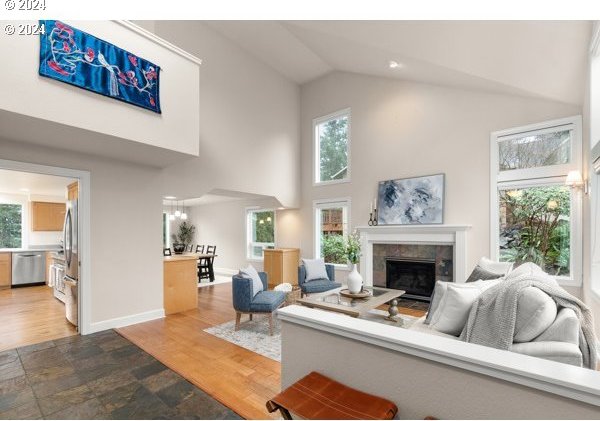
[0,330,242,420]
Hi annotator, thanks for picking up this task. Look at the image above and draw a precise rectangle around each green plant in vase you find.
[345,230,363,293]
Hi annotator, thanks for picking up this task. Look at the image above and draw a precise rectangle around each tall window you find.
[314,199,350,265]
[491,116,582,284]
[162,212,170,248]
[0,203,22,248]
[246,209,275,260]
[314,109,351,185]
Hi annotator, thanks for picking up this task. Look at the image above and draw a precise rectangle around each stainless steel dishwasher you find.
[12,251,46,286]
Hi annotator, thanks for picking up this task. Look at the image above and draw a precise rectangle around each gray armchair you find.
[232,271,286,335]
[298,263,341,296]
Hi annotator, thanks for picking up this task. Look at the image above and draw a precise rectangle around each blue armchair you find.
[232,271,286,336]
[298,264,341,296]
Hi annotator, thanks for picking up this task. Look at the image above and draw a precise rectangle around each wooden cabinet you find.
[67,181,78,201]
[0,253,11,288]
[263,248,300,289]
[31,202,66,232]
[164,256,198,315]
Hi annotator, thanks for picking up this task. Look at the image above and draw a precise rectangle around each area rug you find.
[203,310,420,362]
[197,276,232,288]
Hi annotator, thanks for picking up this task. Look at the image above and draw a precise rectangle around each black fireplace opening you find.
[385,258,436,301]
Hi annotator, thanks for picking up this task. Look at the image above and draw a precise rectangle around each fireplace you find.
[385,258,436,301]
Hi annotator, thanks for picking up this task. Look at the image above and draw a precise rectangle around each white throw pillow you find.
[479,257,513,276]
[513,286,558,343]
[430,284,483,336]
[429,280,502,335]
[302,258,329,282]
[239,264,263,297]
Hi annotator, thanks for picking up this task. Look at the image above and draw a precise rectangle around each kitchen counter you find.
[163,255,199,315]
[0,246,62,253]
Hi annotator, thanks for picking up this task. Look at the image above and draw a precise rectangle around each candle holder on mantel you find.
[368,208,378,226]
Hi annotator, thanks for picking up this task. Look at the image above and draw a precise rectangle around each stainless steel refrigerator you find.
[63,197,78,327]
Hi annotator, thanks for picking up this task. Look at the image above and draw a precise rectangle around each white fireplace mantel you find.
[356,224,472,286]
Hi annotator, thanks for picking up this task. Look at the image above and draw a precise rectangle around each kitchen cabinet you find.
[0,253,11,288]
[263,248,300,289]
[164,255,198,315]
[31,202,66,232]
[67,181,78,201]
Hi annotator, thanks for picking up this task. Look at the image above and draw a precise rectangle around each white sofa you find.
[409,307,583,366]
[408,260,585,367]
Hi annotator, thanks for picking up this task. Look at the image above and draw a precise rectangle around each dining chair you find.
[206,245,216,255]
[163,248,172,256]
[196,245,205,254]
[187,244,194,253]
[198,255,215,282]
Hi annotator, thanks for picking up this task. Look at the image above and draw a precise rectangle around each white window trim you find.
[245,207,276,262]
[313,197,351,270]
[490,116,583,286]
[313,108,352,186]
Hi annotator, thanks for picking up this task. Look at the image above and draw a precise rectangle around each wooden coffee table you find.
[297,286,405,322]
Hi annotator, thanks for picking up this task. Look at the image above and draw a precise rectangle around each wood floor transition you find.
[117,283,427,419]
[0,285,77,352]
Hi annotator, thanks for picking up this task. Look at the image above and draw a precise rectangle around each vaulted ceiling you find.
[206,21,592,106]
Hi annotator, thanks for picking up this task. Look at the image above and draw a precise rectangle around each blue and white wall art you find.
[377,174,445,225]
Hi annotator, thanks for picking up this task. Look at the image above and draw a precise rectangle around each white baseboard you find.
[214,267,237,276]
[86,308,165,334]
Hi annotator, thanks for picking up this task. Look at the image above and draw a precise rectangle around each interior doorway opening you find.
[0,159,91,350]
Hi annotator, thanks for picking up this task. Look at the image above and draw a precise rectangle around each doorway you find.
[0,158,91,349]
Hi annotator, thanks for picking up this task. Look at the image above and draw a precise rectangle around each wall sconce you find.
[565,170,588,194]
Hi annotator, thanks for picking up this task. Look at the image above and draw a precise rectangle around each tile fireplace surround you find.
[357,225,472,287]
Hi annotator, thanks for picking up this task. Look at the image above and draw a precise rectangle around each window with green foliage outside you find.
[315,111,349,183]
[0,204,22,248]
[315,205,348,265]
[499,186,571,277]
[247,209,275,259]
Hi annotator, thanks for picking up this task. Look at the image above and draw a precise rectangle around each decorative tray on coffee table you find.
[339,288,372,299]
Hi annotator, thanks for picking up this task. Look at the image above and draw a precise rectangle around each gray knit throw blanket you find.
[459,274,598,369]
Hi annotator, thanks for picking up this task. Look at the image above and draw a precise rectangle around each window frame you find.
[313,108,352,186]
[313,197,351,270]
[246,207,276,262]
[490,116,583,286]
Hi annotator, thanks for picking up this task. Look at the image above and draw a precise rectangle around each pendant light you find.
[169,200,175,221]
[181,200,188,220]
[174,200,181,218]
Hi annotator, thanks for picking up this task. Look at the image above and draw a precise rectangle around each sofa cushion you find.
[430,283,483,336]
[465,265,504,283]
[240,264,263,297]
[513,286,558,343]
[302,280,342,294]
[533,307,579,345]
[511,341,583,367]
[303,258,330,282]
[249,291,286,312]
[478,257,513,276]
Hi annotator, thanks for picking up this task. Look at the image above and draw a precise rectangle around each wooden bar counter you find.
[164,254,198,315]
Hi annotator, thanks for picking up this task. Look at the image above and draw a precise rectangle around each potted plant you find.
[345,230,362,293]
[171,221,195,254]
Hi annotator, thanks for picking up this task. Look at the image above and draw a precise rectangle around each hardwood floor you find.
[0,285,77,352]
[117,283,427,420]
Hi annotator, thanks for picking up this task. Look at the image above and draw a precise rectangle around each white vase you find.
[347,263,363,294]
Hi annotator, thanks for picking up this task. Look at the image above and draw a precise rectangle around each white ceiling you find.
[162,190,274,207]
[206,21,591,105]
[0,169,75,197]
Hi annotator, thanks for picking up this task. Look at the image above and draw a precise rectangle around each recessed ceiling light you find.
[389,60,403,69]
[164,196,176,200]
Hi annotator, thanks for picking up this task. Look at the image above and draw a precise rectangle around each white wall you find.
[297,72,582,288]
[149,21,301,208]
[0,20,200,157]
[188,198,291,272]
